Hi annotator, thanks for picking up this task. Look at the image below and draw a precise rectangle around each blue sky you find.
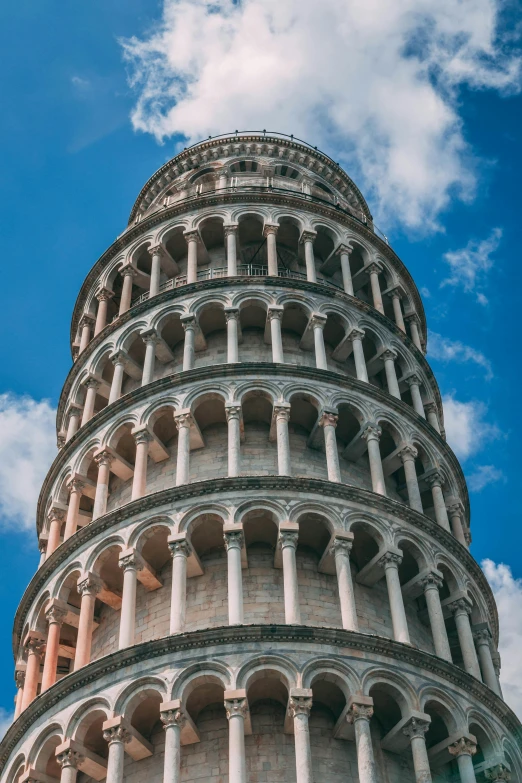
[0,0,521,721]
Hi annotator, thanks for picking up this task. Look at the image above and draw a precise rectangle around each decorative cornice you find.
[70,188,426,352]
[1,624,520,771]
[50,362,461,532]
[22,477,490,661]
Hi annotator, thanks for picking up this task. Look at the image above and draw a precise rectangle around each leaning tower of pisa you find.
[2,132,520,783]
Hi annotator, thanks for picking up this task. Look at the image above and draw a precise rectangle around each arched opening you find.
[309,674,353,777]
[296,513,341,628]
[352,521,395,639]
[191,395,227,481]
[55,568,83,677]
[322,312,348,371]
[368,683,412,777]
[156,313,185,376]
[33,732,63,779]
[241,392,276,475]
[337,404,371,490]
[280,303,311,366]
[195,304,227,368]
[90,544,124,661]
[183,678,227,779]
[245,670,293,779]
[185,514,227,631]
[199,216,226,273]
[164,226,190,280]
[238,214,265,267]
[276,218,300,272]
[242,509,283,623]
[289,393,324,480]
[238,299,270,362]
[74,707,110,763]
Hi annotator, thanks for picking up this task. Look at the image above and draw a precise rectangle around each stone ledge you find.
[1,624,519,771]
[20,477,493,659]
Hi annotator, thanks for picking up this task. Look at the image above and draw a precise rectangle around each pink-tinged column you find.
[161,701,186,783]
[66,406,82,442]
[288,690,313,783]
[81,378,99,425]
[21,634,45,711]
[131,429,151,501]
[14,671,25,720]
[74,573,101,670]
[118,549,144,649]
[174,412,191,485]
[64,477,85,540]
[93,449,114,519]
[224,692,249,783]
[46,507,66,557]
[148,244,166,298]
[109,353,125,404]
[41,600,68,692]
[78,314,95,353]
[56,746,85,783]
[347,697,377,783]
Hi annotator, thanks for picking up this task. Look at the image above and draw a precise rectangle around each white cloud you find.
[442,394,500,460]
[467,464,505,492]
[428,332,493,380]
[441,227,502,301]
[482,559,522,718]
[0,394,57,533]
[120,0,520,230]
[0,708,13,740]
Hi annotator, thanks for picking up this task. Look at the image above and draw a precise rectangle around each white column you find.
[473,628,501,695]
[274,404,292,476]
[64,477,84,540]
[94,288,114,336]
[399,445,423,513]
[348,328,368,382]
[56,747,85,783]
[118,549,143,649]
[311,315,328,369]
[103,724,131,783]
[225,308,240,363]
[118,266,137,315]
[225,694,248,783]
[319,412,341,482]
[450,599,481,679]
[217,168,228,190]
[329,536,358,631]
[175,412,191,485]
[279,526,300,623]
[268,307,284,363]
[184,230,199,284]
[79,315,94,353]
[378,551,410,644]
[367,263,384,314]
[288,690,313,783]
[74,573,101,670]
[347,699,377,783]
[141,329,158,385]
[382,349,401,399]
[405,314,423,351]
[425,472,450,531]
[46,508,64,556]
[226,404,241,478]
[93,450,113,520]
[181,316,196,371]
[66,406,82,441]
[224,528,244,625]
[160,702,185,783]
[168,537,190,633]
[447,501,468,547]
[301,231,317,282]
[424,402,441,434]
[405,374,426,417]
[148,244,165,297]
[109,354,125,404]
[361,424,386,495]
[264,224,279,276]
[131,429,150,500]
[388,289,406,332]
[224,224,238,276]
[81,378,99,425]
[421,573,452,662]
[337,245,354,295]
[448,739,478,783]
[403,718,432,783]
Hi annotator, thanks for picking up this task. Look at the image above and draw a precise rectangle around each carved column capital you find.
[148,244,166,258]
[224,696,249,720]
[94,449,114,469]
[56,748,85,770]
[160,702,186,729]
[96,287,115,302]
[77,572,102,598]
[449,598,472,617]
[448,737,477,758]
[361,422,382,442]
[263,223,279,237]
[168,537,191,558]
[224,528,244,551]
[278,530,299,550]
[267,306,284,322]
[381,348,398,362]
[224,307,240,322]
[420,572,443,591]
[288,694,313,718]
[118,549,144,573]
[378,551,403,569]
[328,536,353,557]
[319,412,338,428]
[300,230,317,244]
[485,764,511,782]
[348,327,365,342]
[403,716,430,739]
[425,470,444,489]
[347,700,374,724]
[45,601,68,626]
[273,403,291,422]
[398,444,418,463]
[103,725,132,745]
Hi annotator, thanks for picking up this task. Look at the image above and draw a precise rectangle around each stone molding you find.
[1,624,520,771]
[49,363,461,534]
[20,477,494,658]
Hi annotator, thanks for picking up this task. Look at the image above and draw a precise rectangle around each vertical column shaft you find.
[330,536,358,631]
[422,574,452,662]
[362,424,386,496]
[224,529,244,625]
[175,413,191,485]
[225,308,240,363]
[379,552,410,644]
[226,405,241,478]
[319,412,341,482]
[274,405,292,476]
[168,538,190,633]
[279,527,300,623]
[399,446,423,513]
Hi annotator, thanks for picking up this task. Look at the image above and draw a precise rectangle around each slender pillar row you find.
[24,537,498,715]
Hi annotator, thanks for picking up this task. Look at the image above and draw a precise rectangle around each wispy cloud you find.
[482,559,522,718]
[442,394,501,460]
[0,708,13,740]
[441,227,502,303]
[121,0,520,230]
[0,394,56,532]
[467,464,505,492]
[428,332,493,380]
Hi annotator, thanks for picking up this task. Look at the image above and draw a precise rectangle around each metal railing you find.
[132,265,341,306]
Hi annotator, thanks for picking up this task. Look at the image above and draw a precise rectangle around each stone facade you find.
[1,133,520,783]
